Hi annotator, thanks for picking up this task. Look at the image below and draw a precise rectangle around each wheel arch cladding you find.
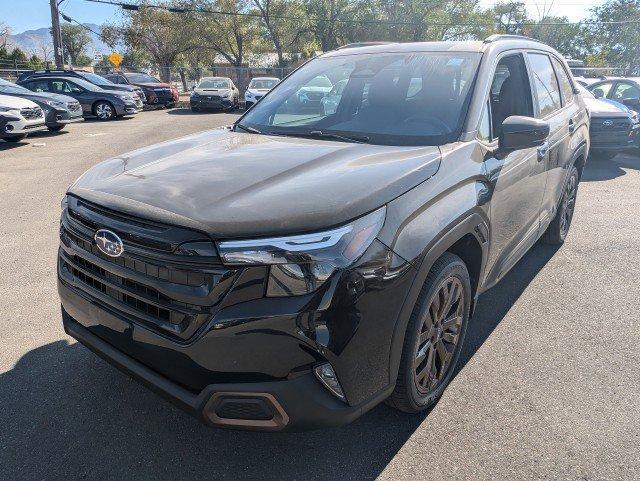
[386,212,489,387]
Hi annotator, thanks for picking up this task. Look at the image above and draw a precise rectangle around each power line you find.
[84,0,640,27]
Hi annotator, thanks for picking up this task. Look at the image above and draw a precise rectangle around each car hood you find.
[1,90,76,105]
[247,89,270,95]
[99,84,136,93]
[136,82,172,89]
[69,129,442,239]
[583,97,631,117]
[0,93,39,109]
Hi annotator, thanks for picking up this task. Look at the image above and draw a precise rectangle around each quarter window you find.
[551,57,574,105]
[528,53,562,117]
[477,101,491,142]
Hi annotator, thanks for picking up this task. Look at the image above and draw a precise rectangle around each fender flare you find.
[387,211,489,386]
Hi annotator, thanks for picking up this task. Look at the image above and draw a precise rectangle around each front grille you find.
[59,196,236,339]
[206,95,221,101]
[590,117,631,132]
[20,107,44,120]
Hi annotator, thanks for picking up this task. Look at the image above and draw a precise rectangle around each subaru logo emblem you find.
[94,229,124,257]
[603,120,614,127]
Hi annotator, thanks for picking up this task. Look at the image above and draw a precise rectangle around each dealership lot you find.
[1,110,639,480]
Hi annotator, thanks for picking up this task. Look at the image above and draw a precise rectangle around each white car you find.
[244,77,279,109]
[0,94,47,142]
[190,77,239,111]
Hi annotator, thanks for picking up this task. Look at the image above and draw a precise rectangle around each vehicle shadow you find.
[0,244,558,481]
[0,139,29,150]
[167,107,241,116]
[582,151,640,182]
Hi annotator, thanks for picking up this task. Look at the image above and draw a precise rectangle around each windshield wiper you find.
[286,130,370,144]
[235,123,262,134]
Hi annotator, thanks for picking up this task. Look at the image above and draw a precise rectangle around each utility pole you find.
[49,0,64,68]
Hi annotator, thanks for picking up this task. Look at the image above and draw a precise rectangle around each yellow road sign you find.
[108,52,123,68]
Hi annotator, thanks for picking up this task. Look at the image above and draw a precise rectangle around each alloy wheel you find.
[559,173,577,238]
[414,276,464,394]
[96,103,113,120]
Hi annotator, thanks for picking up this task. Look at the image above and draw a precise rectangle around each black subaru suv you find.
[58,36,589,431]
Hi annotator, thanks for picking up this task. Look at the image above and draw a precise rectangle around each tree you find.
[60,23,92,65]
[587,0,640,74]
[191,0,259,66]
[252,0,306,66]
[112,1,198,80]
[489,1,528,34]
[0,22,9,49]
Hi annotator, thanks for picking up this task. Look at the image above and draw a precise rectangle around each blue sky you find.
[3,0,603,33]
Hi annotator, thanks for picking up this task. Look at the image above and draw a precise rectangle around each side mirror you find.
[499,116,550,151]
[592,88,604,99]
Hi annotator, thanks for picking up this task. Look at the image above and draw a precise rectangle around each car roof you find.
[321,36,559,58]
[250,77,279,81]
[200,77,231,81]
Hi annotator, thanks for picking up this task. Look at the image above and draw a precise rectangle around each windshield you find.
[238,51,481,146]
[249,79,278,89]
[0,79,31,94]
[198,78,230,89]
[126,73,161,84]
[77,71,114,86]
[577,84,595,99]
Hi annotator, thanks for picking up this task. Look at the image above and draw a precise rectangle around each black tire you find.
[388,252,471,413]
[3,134,27,142]
[93,101,115,121]
[48,125,65,132]
[544,164,579,245]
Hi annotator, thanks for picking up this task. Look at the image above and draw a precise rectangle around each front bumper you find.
[3,116,46,135]
[62,307,392,431]
[45,107,84,127]
[191,97,233,110]
[115,101,140,116]
[57,200,415,430]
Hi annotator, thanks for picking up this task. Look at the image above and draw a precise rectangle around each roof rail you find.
[335,42,396,50]
[483,34,544,44]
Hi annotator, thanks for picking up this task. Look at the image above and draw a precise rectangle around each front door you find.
[483,53,548,285]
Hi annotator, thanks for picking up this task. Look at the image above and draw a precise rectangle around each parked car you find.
[295,74,333,110]
[0,94,47,141]
[103,72,179,107]
[58,36,589,431]
[320,78,348,115]
[18,69,146,106]
[244,77,279,109]
[17,76,139,121]
[578,84,639,159]
[589,77,640,113]
[190,77,239,111]
[0,78,83,132]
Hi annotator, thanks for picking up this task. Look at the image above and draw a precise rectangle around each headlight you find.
[43,99,65,109]
[61,195,68,210]
[245,91,253,99]
[222,91,232,98]
[117,94,134,101]
[190,91,200,98]
[218,207,386,296]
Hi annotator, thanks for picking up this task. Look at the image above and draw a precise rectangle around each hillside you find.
[7,24,111,57]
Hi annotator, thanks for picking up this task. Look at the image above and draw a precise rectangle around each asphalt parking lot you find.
[1,109,639,480]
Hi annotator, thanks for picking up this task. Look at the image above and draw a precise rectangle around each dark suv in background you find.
[58,36,589,431]
[103,72,179,107]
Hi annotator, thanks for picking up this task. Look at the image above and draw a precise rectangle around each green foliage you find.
[61,23,93,65]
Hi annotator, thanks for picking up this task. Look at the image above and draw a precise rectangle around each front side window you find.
[489,54,534,138]
[528,53,562,117]
[551,57,574,105]
[238,51,481,146]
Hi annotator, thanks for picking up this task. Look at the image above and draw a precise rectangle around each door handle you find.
[537,142,549,161]
[568,118,576,134]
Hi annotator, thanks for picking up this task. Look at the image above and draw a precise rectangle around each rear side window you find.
[551,57,574,105]
[612,82,640,101]
[528,53,562,117]
[591,82,613,99]
[27,80,50,92]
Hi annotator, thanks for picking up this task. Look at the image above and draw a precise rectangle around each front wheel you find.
[93,101,115,121]
[388,252,471,413]
[544,164,579,245]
